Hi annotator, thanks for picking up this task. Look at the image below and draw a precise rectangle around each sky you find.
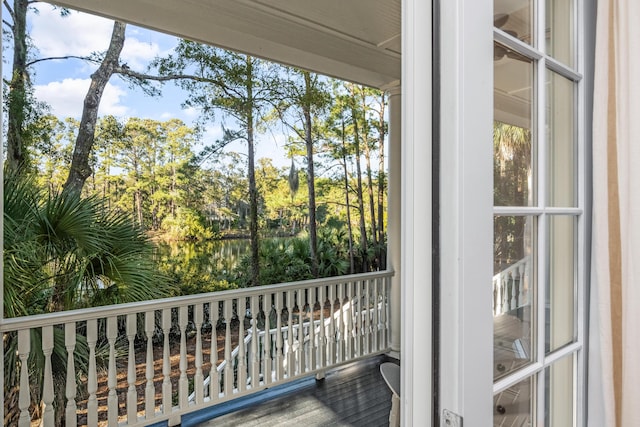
[5,3,291,168]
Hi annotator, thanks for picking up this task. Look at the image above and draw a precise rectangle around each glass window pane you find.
[547,70,576,207]
[494,48,535,206]
[545,355,575,426]
[546,216,576,353]
[495,0,534,46]
[494,215,535,380]
[546,0,575,67]
[494,375,534,425]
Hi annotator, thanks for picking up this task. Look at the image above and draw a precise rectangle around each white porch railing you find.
[492,256,531,316]
[1,270,392,427]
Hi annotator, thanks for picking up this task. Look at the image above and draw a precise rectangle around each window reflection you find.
[493,216,535,380]
[494,42,535,207]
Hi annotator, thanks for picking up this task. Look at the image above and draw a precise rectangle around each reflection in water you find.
[154,239,251,294]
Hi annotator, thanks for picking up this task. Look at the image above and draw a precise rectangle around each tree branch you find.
[114,66,231,88]
[26,55,100,68]
[3,0,14,21]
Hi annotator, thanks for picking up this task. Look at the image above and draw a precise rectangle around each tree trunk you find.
[64,21,127,195]
[246,57,260,286]
[303,72,319,278]
[6,0,30,172]
[351,108,368,272]
[342,120,355,275]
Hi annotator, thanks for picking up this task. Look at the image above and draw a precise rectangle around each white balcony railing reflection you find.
[492,256,531,316]
[1,271,392,427]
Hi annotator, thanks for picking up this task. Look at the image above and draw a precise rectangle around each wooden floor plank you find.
[197,355,396,426]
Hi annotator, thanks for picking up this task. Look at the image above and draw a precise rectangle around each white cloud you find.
[29,5,173,72]
[34,78,130,118]
[120,37,161,71]
[30,5,114,57]
[203,125,224,142]
[183,107,200,118]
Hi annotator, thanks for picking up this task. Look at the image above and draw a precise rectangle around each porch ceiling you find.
[51,0,401,89]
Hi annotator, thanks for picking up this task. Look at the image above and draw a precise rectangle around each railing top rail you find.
[0,270,394,331]
[492,255,531,281]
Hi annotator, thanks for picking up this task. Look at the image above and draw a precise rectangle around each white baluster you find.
[275,291,284,380]
[107,316,118,425]
[317,285,326,371]
[263,292,272,385]
[126,313,137,423]
[64,323,77,427]
[336,284,344,362]
[352,280,366,356]
[145,311,156,419]
[250,296,260,388]
[178,305,188,408]
[161,308,172,414]
[327,285,336,365]
[237,298,247,392]
[373,278,380,352]
[340,282,349,360]
[355,280,362,356]
[286,290,294,377]
[210,301,220,400]
[362,280,369,355]
[493,276,500,315]
[42,325,54,427]
[223,300,233,395]
[510,272,517,310]
[18,329,31,427]
[296,289,305,374]
[502,276,509,313]
[307,286,317,371]
[194,304,204,404]
[518,262,526,307]
[526,261,532,305]
[86,319,98,427]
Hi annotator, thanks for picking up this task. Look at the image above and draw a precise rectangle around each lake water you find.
[154,239,252,292]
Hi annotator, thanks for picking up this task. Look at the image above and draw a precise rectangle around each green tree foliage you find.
[154,41,283,286]
[493,121,532,272]
[3,171,170,423]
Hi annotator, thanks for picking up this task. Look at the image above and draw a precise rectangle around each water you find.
[154,239,251,293]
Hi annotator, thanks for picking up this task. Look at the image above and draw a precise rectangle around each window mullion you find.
[535,0,547,423]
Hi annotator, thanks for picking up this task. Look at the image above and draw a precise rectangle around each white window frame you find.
[490,1,588,426]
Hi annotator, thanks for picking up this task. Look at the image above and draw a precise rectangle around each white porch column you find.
[386,85,402,356]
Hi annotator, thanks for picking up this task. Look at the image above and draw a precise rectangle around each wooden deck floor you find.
[193,355,396,427]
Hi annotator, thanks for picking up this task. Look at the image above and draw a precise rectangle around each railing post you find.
[126,313,137,423]
[308,286,317,371]
[18,329,31,427]
[162,308,172,414]
[209,301,220,400]
[286,290,294,377]
[87,319,98,426]
[296,289,305,373]
[64,323,77,427]
[42,325,54,427]
[276,292,285,380]
[262,291,272,386]
[107,316,118,425]
[250,296,260,388]
[237,298,247,392]
[145,311,156,419]
[194,305,204,403]
[179,306,189,408]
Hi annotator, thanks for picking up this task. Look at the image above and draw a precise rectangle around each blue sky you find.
[8,3,290,168]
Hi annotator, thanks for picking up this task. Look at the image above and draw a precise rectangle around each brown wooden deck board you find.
[196,355,396,426]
